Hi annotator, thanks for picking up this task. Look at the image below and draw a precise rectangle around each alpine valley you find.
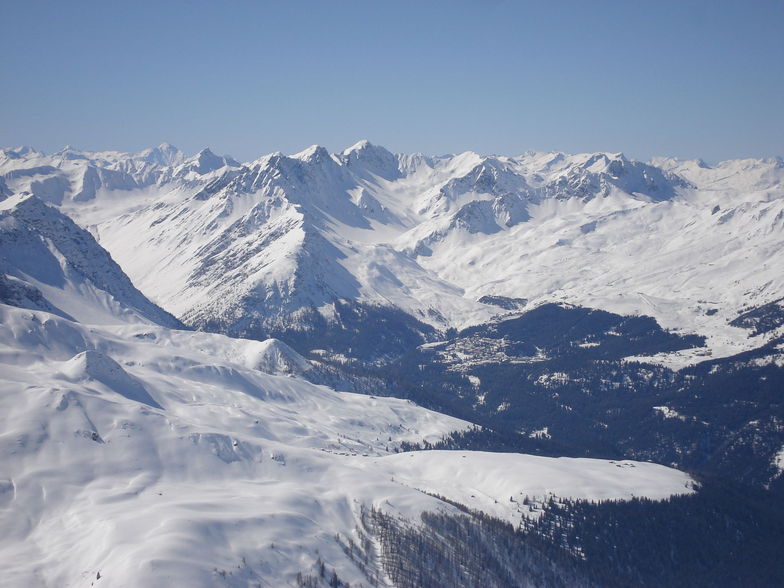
[1,141,783,587]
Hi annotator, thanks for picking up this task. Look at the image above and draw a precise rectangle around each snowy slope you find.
[0,302,694,587]
[0,193,179,327]
[3,143,783,361]
[0,192,695,586]
[0,301,696,587]
[0,303,462,587]
[373,450,693,527]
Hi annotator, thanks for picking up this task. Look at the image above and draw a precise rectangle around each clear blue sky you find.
[2,0,782,162]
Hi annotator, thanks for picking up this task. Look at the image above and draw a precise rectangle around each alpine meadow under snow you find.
[1,141,783,586]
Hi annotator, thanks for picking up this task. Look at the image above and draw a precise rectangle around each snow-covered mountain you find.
[3,140,784,585]
[3,142,783,363]
[0,193,179,327]
[0,181,695,586]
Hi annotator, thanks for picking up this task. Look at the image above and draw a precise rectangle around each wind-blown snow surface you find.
[0,304,456,586]
[2,143,783,361]
[0,305,695,587]
[0,188,695,586]
[374,451,693,527]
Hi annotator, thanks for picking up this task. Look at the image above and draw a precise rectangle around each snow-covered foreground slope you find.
[0,304,694,587]
[3,143,783,361]
[0,303,459,586]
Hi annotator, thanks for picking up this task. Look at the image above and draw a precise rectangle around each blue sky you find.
[2,0,782,162]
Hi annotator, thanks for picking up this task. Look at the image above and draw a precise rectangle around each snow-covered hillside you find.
[0,176,695,586]
[2,143,782,361]
[0,301,695,586]
[0,193,179,327]
[2,301,697,582]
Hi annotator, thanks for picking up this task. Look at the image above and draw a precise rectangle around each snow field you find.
[0,305,694,586]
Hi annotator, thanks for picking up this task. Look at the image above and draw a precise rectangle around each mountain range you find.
[1,142,783,586]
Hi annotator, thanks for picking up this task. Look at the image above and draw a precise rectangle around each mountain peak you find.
[53,145,90,161]
[62,350,161,408]
[1,145,38,159]
[292,144,332,163]
[340,139,400,180]
[194,148,222,173]
[175,148,238,175]
[135,142,183,166]
[246,338,312,375]
[343,139,373,154]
